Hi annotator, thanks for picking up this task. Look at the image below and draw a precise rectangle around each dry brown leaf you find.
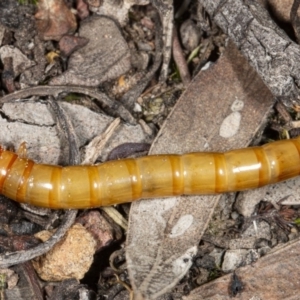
[49,16,131,86]
[126,41,274,299]
[0,45,35,77]
[35,0,77,41]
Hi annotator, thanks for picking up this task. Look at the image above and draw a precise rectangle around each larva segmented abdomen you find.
[0,138,300,209]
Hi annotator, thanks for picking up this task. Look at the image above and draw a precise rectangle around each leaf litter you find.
[1,1,300,299]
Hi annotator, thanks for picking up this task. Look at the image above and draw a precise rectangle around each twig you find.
[101,206,128,230]
[151,0,174,82]
[82,118,121,165]
[48,98,80,165]
[291,0,300,43]
[107,142,151,161]
[0,85,136,124]
[22,262,44,300]
[172,28,191,86]
[0,209,77,268]
[275,100,293,123]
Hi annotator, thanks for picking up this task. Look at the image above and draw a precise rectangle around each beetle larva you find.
[0,138,299,209]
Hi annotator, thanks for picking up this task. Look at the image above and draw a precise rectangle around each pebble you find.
[32,223,96,281]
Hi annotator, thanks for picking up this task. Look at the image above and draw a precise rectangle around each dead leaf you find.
[0,45,35,77]
[35,0,77,41]
[49,16,131,87]
[0,101,148,165]
[236,176,300,217]
[126,41,274,299]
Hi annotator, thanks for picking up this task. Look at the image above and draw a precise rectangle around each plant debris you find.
[1,0,300,299]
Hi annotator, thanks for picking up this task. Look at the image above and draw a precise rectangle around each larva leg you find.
[16,142,27,159]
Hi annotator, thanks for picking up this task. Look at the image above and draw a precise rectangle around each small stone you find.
[195,268,210,285]
[76,210,115,251]
[242,220,271,241]
[32,223,96,281]
[59,35,89,57]
[235,186,267,217]
[222,249,248,272]
[288,229,299,241]
[180,19,201,51]
[0,268,18,290]
[230,211,239,220]
[76,0,90,20]
[195,254,215,270]
[209,247,225,268]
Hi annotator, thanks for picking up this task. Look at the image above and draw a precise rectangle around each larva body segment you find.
[0,138,299,209]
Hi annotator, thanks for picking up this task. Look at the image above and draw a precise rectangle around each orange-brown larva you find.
[0,138,300,209]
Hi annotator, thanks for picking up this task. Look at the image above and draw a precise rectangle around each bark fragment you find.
[199,0,300,105]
